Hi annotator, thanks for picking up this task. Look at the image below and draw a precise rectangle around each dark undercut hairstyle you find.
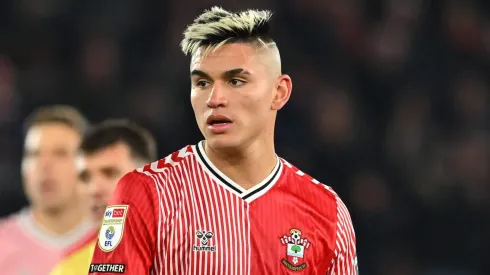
[180,6,277,56]
[80,119,157,163]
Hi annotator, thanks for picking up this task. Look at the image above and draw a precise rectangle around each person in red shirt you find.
[89,6,358,275]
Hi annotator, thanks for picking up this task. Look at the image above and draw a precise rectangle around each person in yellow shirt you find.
[50,119,157,275]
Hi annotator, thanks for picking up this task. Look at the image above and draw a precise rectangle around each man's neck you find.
[32,202,87,236]
[205,139,277,190]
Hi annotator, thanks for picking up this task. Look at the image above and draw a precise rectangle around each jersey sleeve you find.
[89,171,157,274]
[327,197,358,275]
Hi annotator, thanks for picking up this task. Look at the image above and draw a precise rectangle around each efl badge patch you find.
[98,205,129,252]
[280,228,311,271]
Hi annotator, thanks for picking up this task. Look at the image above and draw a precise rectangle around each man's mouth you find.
[206,114,232,125]
[206,115,233,133]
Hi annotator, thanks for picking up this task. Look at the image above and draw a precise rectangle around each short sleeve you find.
[89,171,157,274]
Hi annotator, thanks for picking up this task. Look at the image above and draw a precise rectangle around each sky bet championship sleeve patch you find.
[89,264,126,273]
[98,205,129,252]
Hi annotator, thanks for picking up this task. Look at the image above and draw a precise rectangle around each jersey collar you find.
[194,141,283,203]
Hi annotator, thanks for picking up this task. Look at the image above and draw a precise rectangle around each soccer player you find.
[0,105,93,275]
[89,6,358,275]
[50,119,158,275]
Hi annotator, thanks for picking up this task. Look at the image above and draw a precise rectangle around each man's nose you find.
[87,179,105,198]
[37,154,55,172]
[206,82,228,108]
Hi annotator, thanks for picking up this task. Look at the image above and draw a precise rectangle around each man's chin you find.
[37,201,64,215]
[205,134,241,150]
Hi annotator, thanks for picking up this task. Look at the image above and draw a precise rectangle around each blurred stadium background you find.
[1,0,489,274]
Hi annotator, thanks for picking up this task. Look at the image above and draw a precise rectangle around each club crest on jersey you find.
[193,230,216,252]
[280,228,311,271]
[98,205,129,252]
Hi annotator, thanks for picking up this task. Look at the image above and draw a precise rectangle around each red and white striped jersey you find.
[89,141,358,275]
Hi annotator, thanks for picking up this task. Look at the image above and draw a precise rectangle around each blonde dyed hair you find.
[181,6,276,57]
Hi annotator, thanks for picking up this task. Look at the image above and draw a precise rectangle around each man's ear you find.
[272,74,292,110]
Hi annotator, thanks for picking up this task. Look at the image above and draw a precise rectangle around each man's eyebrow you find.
[190,68,251,79]
[190,69,211,78]
[223,68,251,77]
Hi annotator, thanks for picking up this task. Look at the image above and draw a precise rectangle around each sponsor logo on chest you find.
[193,230,216,252]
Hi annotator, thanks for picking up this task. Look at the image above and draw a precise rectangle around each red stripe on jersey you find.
[326,193,357,275]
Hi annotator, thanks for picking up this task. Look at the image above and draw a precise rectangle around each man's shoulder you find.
[134,144,195,178]
[280,158,337,199]
[0,210,29,251]
[110,145,197,205]
[280,158,351,224]
[0,210,23,235]
[0,215,15,243]
[0,213,15,229]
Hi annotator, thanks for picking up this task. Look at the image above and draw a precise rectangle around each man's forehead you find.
[88,144,131,160]
[25,124,80,147]
[82,151,126,170]
[191,44,259,68]
[190,43,281,76]
[25,130,77,150]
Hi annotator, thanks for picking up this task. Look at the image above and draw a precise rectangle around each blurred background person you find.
[0,105,93,275]
[50,119,158,275]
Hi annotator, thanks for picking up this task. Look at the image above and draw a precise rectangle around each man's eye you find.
[196,80,211,88]
[229,79,246,86]
[102,169,121,179]
[79,171,90,183]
